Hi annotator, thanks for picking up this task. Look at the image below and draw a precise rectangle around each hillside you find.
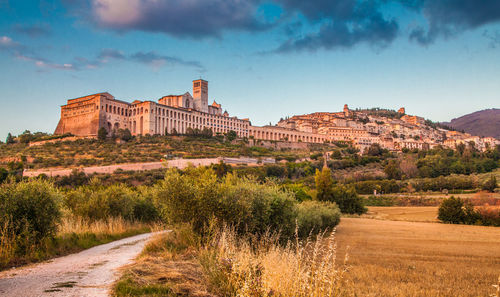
[444,109,500,139]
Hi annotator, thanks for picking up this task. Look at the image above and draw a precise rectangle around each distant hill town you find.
[52,78,499,153]
[443,109,500,140]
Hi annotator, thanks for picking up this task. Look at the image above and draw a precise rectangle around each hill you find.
[444,109,500,139]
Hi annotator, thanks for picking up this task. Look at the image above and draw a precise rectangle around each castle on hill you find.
[54,79,499,152]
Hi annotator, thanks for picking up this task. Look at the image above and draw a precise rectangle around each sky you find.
[1,0,500,141]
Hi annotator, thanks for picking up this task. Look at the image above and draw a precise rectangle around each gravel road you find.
[0,232,154,297]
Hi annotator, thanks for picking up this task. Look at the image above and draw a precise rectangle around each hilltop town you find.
[275,105,499,152]
[53,79,499,153]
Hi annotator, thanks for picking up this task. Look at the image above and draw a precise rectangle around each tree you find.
[482,175,497,192]
[6,133,15,144]
[97,127,108,141]
[18,130,33,144]
[201,127,213,138]
[384,160,402,180]
[116,128,132,141]
[315,167,334,201]
[438,196,465,224]
[0,168,8,183]
[366,143,383,156]
[331,185,366,214]
[226,130,237,142]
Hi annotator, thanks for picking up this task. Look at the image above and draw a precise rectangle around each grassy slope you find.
[0,136,321,170]
[336,218,500,297]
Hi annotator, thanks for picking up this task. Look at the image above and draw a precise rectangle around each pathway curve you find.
[0,232,155,297]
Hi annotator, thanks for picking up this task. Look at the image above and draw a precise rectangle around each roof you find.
[67,92,113,102]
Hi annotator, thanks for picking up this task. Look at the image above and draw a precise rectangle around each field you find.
[335,218,500,297]
[363,206,439,222]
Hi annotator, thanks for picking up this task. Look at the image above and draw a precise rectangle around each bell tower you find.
[193,79,208,113]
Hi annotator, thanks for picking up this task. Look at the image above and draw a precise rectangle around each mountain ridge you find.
[442,108,500,139]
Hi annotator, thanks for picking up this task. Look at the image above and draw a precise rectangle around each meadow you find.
[336,218,500,297]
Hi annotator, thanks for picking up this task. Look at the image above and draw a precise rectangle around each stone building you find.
[55,79,250,138]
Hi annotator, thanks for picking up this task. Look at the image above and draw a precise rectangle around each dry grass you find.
[57,216,153,235]
[0,216,153,270]
[199,227,348,297]
[114,227,214,297]
[335,218,500,297]
[363,206,439,222]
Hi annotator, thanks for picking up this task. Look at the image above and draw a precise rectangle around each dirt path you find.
[0,232,155,297]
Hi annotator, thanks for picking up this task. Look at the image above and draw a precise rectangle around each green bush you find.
[65,181,156,222]
[296,201,341,238]
[330,185,367,215]
[152,167,333,239]
[482,175,497,192]
[0,179,62,244]
[438,196,466,224]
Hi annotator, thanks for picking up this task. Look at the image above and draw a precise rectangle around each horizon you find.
[1,1,500,141]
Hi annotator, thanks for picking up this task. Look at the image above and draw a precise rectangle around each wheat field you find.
[335,218,500,297]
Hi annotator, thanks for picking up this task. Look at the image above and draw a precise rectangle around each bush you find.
[296,201,341,238]
[98,127,107,140]
[330,185,367,215]
[438,196,466,224]
[65,181,156,222]
[153,167,332,239]
[0,179,62,244]
[482,175,497,192]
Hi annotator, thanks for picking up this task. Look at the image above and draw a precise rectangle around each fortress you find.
[55,79,499,152]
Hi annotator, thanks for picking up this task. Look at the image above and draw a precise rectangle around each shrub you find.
[330,185,367,215]
[296,201,341,238]
[0,168,8,183]
[438,196,466,224]
[64,181,153,222]
[98,127,107,140]
[153,168,331,239]
[283,183,312,201]
[482,175,497,192]
[0,179,62,244]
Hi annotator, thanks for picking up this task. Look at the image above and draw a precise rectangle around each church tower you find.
[193,79,208,113]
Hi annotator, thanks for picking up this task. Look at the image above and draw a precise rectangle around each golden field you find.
[335,217,500,297]
[363,206,439,222]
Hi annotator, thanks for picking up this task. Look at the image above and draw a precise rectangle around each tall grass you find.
[0,215,152,270]
[58,216,149,235]
[199,226,348,297]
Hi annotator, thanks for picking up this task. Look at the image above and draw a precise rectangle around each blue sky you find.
[1,0,499,141]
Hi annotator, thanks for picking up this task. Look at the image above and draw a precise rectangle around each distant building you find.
[55,79,249,138]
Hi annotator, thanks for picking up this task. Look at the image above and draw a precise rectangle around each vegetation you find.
[315,167,366,214]
[438,196,499,226]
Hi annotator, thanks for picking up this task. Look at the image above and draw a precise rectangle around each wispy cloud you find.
[1,35,77,70]
[96,48,205,71]
[13,23,51,37]
[0,36,204,72]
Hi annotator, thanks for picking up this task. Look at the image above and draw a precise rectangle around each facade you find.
[55,79,250,138]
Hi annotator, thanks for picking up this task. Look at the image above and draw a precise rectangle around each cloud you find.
[409,0,500,45]
[130,51,204,70]
[273,0,399,52]
[13,23,51,37]
[96,48,205,71]
[89,0,271,38]
[483,30,500,48]
[1,36,92,71]
[97,48,125,61]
